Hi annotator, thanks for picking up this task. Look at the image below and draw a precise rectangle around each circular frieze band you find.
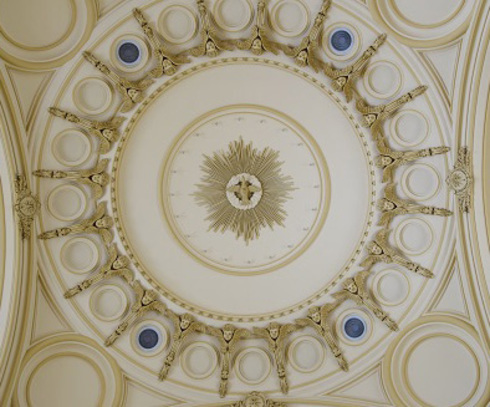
[111,57,375,321]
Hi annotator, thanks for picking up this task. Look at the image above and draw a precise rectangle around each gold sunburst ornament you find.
[195,137,295,243]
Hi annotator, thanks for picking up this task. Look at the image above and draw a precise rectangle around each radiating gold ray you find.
[195,138,294,243]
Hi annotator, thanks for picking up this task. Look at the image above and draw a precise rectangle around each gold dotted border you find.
[110,57,377,322]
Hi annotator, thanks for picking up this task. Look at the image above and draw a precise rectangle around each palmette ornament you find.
[356,86,428,151]
[296,302,348,371]
[282,0,331,72]
[378,183,452,227]
[133,8,190,77]
[361,229,434,278]
[83,51,153,112]
[323,33,387,102]
[254,322,300,394]
[105,281,167,346]
[34,159,110,199]
[64,245,133,298]
[207,324,252,397]
[159,311,206,380]
[333,271,399,331]
[38,202,114,245]
[190,0,235,58]
[235,0,282,55]
[49,107,124,153]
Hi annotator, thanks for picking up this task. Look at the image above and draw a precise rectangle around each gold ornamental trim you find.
[110,58,376,322]
[14,175,40,240]
[195,137,295,244]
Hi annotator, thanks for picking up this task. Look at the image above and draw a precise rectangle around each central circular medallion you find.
[113,58,375,321]
[162,105,327,273]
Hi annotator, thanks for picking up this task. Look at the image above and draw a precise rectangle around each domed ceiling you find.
[0,0,489,406]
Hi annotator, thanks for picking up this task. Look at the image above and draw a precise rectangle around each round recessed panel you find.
[214,0,253,32]
[288,336,325,373]
[90,285,128,322]
[0,0,74,50]
[28,355,101,407]
[235,348,272,384]
[60,237,100,274]
[73,77,113,116]
[395,218,434,255]
[0,0,96,69]
[384,317,489,407]
[364,61,403,99]
[181,342,218,379]
[16,335,123,407]
[372,269,410,306]
[47,184,87,222]
[158,5,198,44]
[51,129,92,167]
[112,58,374,321]
[270,0,309,37]
[390,110,430,147]
[393,0,464,27]
[401,163,441,201]
[368,0,473,47]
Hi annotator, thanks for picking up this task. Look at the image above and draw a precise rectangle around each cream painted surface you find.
[0,0,74,49]
[0,0,489,406]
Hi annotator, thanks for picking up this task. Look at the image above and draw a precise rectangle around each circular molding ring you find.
[390,109,430,148]
[234,347,272,385]
[270,0,310,38]
[51,129,92,167]
[60,237,100,274]
[90,284,129,322]
[287,335,325,373]
[367,0,474,48]
[394,217,434,256]
[72,77,114,116]
[158,5,198,45]
[363,61,403,100]
[15,334,123,407]
[47,184,87,222]
[213,0,254,32]
[181,341,219,380]
[383,316,490,407]
[0,0,98,69]
[372,268,410,306]
[401,163,442,201]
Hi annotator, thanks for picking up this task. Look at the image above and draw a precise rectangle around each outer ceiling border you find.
[457,0,490,353]
[0,71,35,404]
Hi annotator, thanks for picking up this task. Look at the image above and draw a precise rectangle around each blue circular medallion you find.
[343,316,366,340]
[330,29,354,54]
[117,41,141,65]
[138,327,160,350]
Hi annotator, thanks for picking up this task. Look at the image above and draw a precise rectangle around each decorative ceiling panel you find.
[0,0,489,406]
